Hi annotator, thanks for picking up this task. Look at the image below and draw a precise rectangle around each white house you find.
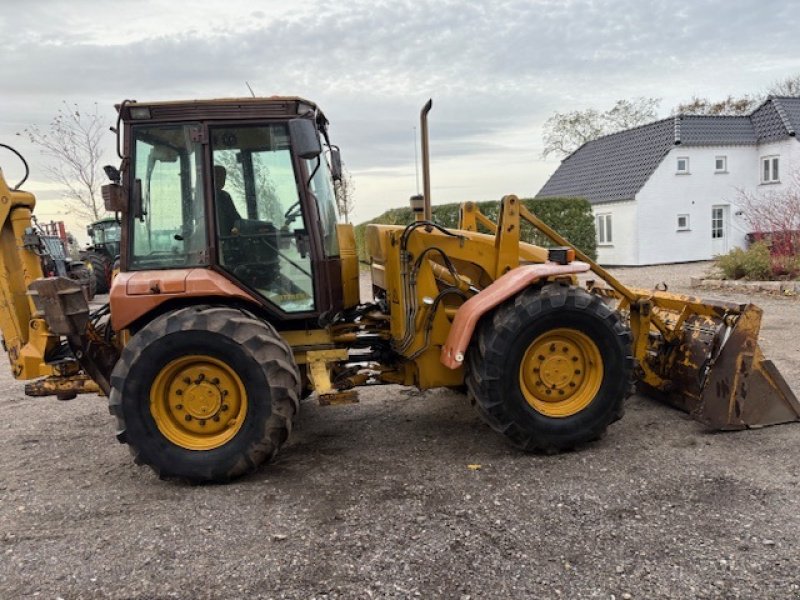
[536,96,800,265]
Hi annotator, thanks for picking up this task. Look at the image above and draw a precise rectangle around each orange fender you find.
[440,262,590,369]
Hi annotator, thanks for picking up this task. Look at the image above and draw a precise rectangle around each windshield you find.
[95,222,121,244]
[129,124,207,270]
[306,151,339,257]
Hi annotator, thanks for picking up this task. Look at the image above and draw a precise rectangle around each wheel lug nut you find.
[213,415,220,422]
[211,377,220,385]
[569,382,576,388]
[575,370,581,375]
[549,344,556,352]
[199,419,206,426]
[222,390,229,397]
[175,404,183,410]
[537,355,545,361]
[175,389,183,396]
[221,404,229,411]
[183,377,191,384]
[184,415,192,421]
[572,357,579,362]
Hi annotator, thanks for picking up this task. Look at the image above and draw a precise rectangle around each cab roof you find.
[117,96,322,123]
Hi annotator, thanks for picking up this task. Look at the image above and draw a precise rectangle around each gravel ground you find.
[2,262,800,599]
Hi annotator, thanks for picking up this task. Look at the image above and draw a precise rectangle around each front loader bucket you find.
[691,305,800,430]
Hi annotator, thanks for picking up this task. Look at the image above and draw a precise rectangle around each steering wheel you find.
[284,200,302,225]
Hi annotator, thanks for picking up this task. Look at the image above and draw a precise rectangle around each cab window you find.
[129,124,207,270]
[211,124,315,313]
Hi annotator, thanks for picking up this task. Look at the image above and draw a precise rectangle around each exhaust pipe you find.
[420,99,433,221]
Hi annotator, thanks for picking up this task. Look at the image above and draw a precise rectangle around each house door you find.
[711,205,729,255]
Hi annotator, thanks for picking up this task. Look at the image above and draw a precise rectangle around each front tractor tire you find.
[466,283,633,453]
[109,306,301,483]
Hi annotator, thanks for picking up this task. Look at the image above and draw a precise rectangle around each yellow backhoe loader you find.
[0,99,797,483]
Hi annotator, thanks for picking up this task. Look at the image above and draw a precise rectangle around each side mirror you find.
[103,164,121,184]
[329,147,343,182]
[289,118,321,160]
[102,183,126,212]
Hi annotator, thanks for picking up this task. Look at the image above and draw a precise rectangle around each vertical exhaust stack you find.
[420,99,433,221]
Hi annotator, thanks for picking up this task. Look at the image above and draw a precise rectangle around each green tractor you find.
[80,217,120,294]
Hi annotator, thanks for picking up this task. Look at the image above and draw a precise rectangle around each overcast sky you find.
[1,0,799,240]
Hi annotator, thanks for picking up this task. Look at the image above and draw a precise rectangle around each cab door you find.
[209,123,316,314]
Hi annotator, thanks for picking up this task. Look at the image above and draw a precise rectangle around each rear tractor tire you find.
[84,251,111,294]
[109,306,301,483]
[466,283,633,453]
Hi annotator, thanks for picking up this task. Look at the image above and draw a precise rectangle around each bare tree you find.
[604,97,662,130]
[674,95,762,116]
[737,169,800,257]
[541,97,660,158]
[18,102,107,221]
[766,74,800,97]
[334,161,355,223]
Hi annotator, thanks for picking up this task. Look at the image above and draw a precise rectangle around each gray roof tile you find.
[773,97,800,136]
[677,116,756,145]
[751,98,792,141]
[536,118,675,204]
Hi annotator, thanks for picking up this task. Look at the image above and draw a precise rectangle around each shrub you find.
[354,197,596,262]
[770,254,800,280]
[715,242,772,280]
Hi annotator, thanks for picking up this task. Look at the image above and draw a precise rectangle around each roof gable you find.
[772,97,800,137]
[750,97,795,142]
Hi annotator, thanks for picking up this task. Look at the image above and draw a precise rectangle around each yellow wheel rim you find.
[519,328,603,418]
[150,355,248,451]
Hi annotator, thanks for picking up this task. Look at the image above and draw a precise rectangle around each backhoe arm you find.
[0,166,58,379]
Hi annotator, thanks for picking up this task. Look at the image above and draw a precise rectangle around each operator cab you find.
[114,98,344,321]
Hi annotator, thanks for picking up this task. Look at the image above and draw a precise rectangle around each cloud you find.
[1,0,799,222]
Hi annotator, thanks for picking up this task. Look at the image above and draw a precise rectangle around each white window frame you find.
[676,157,690,174]
[714,156,727,173]
[596,213,613,245]
[761,155,780,183]
[711,207,724,239]
[677,214,690,231]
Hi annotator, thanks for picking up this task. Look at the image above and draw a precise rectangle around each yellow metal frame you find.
[0,170,57,380]
[364,195,556,390]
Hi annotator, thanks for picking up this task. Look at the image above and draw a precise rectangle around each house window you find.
[677,214,690,231]
[715,156,727,173]
[596,213,612,245]
[711,207,724,239]
[676,157,689,174]
[761,156,780,183]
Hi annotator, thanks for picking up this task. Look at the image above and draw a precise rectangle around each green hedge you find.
[354,197,597,262]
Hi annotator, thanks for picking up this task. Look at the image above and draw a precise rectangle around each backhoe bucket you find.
[673,304,800,430]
